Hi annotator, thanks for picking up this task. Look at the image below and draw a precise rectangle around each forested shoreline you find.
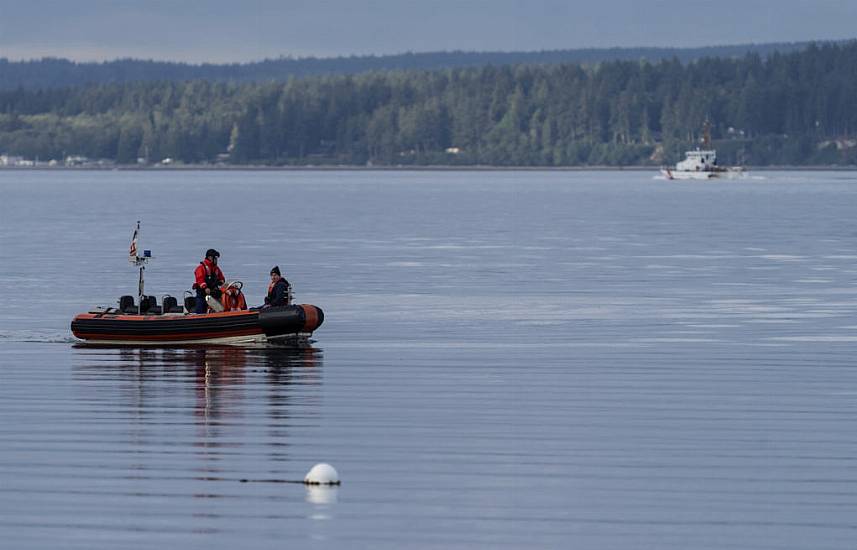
[2,41,857,167]
[0,42,814,91]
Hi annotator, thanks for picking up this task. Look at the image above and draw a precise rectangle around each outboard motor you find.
[184,292,197,313]
[140,295,160,315]
[162,295,183,313]
[119,295,136,314]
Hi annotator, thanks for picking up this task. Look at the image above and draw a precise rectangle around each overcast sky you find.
[1,0,855,63]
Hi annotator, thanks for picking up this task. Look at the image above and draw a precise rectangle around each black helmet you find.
[205,248,220,259]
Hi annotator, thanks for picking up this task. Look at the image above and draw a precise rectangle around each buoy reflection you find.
[305,484,339,506]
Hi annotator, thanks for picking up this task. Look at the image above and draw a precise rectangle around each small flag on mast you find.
[129,221,140,263]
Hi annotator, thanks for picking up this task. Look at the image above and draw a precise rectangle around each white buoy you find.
[304,463,340,485]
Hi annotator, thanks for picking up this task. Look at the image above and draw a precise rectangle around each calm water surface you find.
[1,170,857,549]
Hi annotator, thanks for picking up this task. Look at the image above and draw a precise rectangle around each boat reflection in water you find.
[70,345,325,504]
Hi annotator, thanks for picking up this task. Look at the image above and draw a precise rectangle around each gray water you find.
[1,170,857,549]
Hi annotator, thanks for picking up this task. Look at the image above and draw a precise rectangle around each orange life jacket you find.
[221,285,247,312]
[194,258,224,290]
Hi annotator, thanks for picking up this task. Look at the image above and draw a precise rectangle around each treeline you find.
[0,42,819,90]
[2,41,857,166]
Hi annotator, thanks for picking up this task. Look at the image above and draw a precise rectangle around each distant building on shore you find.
[65,155,89,166]
[0,155,26,166]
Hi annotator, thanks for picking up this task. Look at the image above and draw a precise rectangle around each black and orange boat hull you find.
[71,304,324,345]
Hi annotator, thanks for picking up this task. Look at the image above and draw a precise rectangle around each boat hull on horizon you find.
[661,167,744,180]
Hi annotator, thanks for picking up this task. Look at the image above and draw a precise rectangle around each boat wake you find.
[0,330,79,344]
[652,172,764,181]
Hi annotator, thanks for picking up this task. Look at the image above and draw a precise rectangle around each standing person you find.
[264,265,291,308]
[193,249,225,313]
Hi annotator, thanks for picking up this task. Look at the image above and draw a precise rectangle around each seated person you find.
[263,265,291,308]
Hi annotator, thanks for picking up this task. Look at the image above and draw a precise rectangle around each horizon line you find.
[1,38,852,66]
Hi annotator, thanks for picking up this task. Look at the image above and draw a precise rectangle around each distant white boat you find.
[660,122,744,180]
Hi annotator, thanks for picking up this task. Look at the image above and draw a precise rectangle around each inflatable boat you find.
[71,222,323,345]
[71,300,324,345]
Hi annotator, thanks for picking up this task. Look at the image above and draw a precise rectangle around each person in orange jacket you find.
[193,249,225,313]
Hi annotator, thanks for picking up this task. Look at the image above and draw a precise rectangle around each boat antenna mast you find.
[702,119,712,149]
[128,221,152,314]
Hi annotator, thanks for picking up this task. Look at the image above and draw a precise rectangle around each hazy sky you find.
[1,0,855,63]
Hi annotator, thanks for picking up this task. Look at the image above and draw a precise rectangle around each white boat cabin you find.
[675,149,717,172]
